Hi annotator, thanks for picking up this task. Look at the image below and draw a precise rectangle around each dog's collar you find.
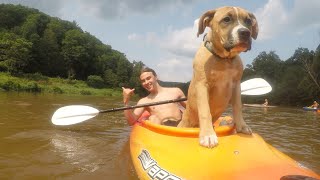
[204,40,222,59]
[203,34,231,60]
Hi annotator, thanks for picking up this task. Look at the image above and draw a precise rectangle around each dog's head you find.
[198,6,258,57]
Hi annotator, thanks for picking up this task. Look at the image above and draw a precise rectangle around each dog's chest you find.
[204,58,241,87]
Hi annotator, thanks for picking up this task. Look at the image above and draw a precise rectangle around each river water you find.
[0,92,319,179]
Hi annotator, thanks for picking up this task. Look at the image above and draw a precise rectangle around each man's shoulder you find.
[163,87,181,92]
[138,96,149,104]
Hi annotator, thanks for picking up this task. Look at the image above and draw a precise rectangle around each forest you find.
[0,4,319,106]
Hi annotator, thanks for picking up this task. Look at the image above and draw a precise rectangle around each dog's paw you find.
[199,134,218,148]
[236,125,252,135]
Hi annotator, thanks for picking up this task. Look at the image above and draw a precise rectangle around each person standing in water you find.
[262,99,268,106]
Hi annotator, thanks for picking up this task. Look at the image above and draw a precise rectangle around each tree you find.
[251,51,283,84]
[103,69,118,87]
[35,28,66,77]
[0,32,32,75]
[62,29,90,79]
[292,48,320,91]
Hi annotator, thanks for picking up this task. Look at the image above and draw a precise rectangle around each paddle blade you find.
[241,78,272,95]
[51,105,99,125]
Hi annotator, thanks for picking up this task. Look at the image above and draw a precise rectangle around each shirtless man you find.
[122,67,186,126]
[262,99,268,106]
[310,101,319,109]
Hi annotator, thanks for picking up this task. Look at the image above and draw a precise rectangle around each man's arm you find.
[176,88,187,108]
[122,87,145,125]
[124,107,145,125]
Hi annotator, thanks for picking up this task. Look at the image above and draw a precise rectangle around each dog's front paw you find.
[199,133,218,148]
[236,124,252,135]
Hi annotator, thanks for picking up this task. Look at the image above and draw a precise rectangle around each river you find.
[0,92,319,179]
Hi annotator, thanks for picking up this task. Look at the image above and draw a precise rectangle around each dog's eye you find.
[223,16,231,23]
[244,18,252,26]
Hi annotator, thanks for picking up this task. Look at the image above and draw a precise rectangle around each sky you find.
[1,0,320,82]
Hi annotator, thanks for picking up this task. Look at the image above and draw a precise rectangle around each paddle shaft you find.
[95,84,270,113]
[99,84,269,113]
[100,97,187,113]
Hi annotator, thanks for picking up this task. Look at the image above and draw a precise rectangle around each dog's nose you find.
[238,28,250,40]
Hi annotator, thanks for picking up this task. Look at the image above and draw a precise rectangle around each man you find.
[262,99,268,106]
[122,67,186,126]
[310,101,319,109]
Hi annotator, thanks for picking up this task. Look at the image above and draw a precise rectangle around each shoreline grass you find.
[0,72,123,97]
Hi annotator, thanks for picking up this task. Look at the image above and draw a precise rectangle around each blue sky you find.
[2,0,320,82]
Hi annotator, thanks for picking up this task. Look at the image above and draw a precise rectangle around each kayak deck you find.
[130,117,319,180]
[243,104,277,108]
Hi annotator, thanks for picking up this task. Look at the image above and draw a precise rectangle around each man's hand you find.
[122,87,135,105]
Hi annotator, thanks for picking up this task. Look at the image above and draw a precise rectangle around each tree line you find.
[242,48,320,106]
[0,4,319,106]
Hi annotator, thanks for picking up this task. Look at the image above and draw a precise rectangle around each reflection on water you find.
[0,92,319,179]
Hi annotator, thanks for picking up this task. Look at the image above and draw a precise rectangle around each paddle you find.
[240,78,272,95]
[51,78,271,125]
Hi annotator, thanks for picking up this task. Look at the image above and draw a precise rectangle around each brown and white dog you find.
[177,6,258,148]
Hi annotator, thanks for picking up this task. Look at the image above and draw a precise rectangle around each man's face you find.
[140,72,157,92]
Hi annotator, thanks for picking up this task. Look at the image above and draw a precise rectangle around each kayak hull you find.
[130,117,319,180]
[303,107,320,111]
[243,104,277,108]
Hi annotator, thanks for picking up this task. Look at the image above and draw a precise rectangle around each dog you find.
[177,6,258,148]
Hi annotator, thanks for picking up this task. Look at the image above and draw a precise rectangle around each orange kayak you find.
[130,117,320,180]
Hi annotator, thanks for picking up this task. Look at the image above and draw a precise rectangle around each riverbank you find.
[0,72,122,97]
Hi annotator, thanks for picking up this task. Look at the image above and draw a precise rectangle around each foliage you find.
[86,75,105,89]
[242,50,320,106]
[0,72,122,96]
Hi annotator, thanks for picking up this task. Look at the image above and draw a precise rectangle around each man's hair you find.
[140,67,157,77]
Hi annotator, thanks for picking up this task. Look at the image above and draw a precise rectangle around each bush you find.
[80,90,92,95]
[52,86,63,94]
[25,82,41,92]
[86,75,105,89]
[24,73,48,82]
[1,80,21,91]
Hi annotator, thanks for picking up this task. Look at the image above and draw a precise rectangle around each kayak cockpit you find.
[137,116,235,138]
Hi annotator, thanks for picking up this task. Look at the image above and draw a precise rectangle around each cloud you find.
[128,33,140,41]
[127,18,213,82]
[157,58,189,68]
[71,0,199,20]
[156,57,192,82]
[78,0,199,20]
[289,0,320,30]
[1,0,199,20]
[129,19,205,58]
[255,0,320,40]
[160,20,202,58]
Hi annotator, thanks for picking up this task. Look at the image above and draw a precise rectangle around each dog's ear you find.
[197,10,216,37]
[249,13,259,40]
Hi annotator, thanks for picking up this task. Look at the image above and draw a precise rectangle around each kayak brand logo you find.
[138,149,182,180]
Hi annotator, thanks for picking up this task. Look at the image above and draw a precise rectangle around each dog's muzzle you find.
[224,28,252,52]
[238,28,251,41]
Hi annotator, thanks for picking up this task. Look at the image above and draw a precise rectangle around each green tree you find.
[0,32,32,75]
[35,28,66,77]
[62,29,90,79]
[292,48,320,90]
[103,69,118,87]
[251,51,283,83]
